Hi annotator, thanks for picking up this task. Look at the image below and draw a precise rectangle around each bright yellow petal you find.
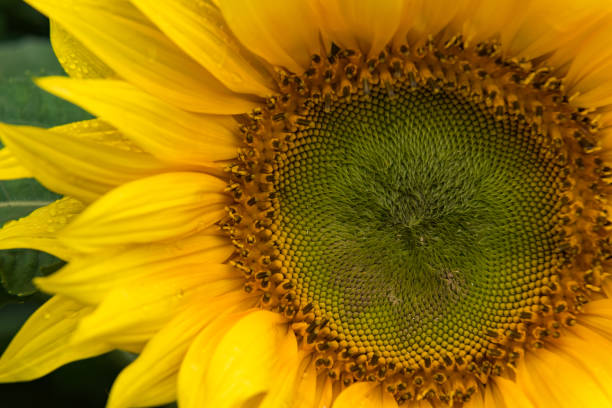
[396,0,464,50]
[58,172,229,252]
[500,0,612,65]
[107,291,257,408]
[50,119,142,152]
[0,197,84,260]
[482,377,535,408]
[466,386,485,408]
[26,0,258,114]
[178,310,299,408]
[0,296,111,382]
[516,343,612,408]
[131,0,275,96]
[70,265,244,346]
[314,0,403,59]
[294,355,341,408]
[0,122,171,203]
[50,20,116,79]
[555,324,612,402]
[294,356,319,408]
[0,148,32,180]
[578,298,612,340]
[217,0,321,73]
[563,16,612,108]
[456,0,529,48]
[333,382,397,408]
[36,77,241,167]
[35,234,234,304]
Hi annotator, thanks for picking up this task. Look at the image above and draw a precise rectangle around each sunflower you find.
[2,0,612,407]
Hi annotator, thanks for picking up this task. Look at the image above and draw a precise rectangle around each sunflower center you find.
[275,84,563,367]
[225,41,609,405]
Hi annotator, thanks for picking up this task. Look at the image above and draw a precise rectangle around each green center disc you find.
[273,84,565,365]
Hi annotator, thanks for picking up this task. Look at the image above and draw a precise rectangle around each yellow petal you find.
[315,0,403,58]
[294,356,319,408]
[397,0,464,49]
[467,387,485,408]
[0,197,84,260]
[59,172,229,252]
[564,16,612,108]
[273,353,338,408]
[0,121,171,203]
[578,298,612,340]
[107,290,257,408]
[178,310,299,408]
[318,376,334,408]
[50,119,142,152]
[36,234,234,304]
[517,344,612,408]
[0,296,111,382]
[503,1,611,63]
[333,382,397,408]
[26,0,258,114]
[37,77,241,167]
[555,325,612,402]
[217,0,321,73]
[482,377,535,408]
[50,20,115,79]
[0,148,32,180]
[70,264,244,346]
[131,0,275,96]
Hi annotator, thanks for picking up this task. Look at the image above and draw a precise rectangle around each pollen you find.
[223,37,611,406]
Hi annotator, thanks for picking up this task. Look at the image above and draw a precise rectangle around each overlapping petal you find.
[26,0,258,114]
[50,21,116,79]
[516,343,612,407]
[0,197,84,260]
[216,0,321,73]
[333,382,398,408]
[0,121,172,203]
[36,77,241,168]
[106,291,257,408]
[294,356,335,408]
[0,296,110,382]
[178,310,299,408]
[69,265,244,345]
[131,0,276,96]
[58,172,229,252]
[314,0,403,58]
[0,148,32,180]
[35,235,234,304]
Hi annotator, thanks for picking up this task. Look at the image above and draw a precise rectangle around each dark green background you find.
[0,2,173,407]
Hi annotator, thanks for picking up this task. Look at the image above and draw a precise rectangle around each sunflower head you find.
[225,27,610,404]
[2,1,612,408]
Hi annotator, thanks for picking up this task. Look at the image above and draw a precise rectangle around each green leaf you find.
[0,178,60,224]
[0,38,90,300]
[0,37,92,127]
[0,179,64,297]
[0,249,65,296]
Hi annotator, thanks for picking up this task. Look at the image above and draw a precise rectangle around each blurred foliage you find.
[0,0,48,40]
[0,38,92,126]
[0,5,173,408]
